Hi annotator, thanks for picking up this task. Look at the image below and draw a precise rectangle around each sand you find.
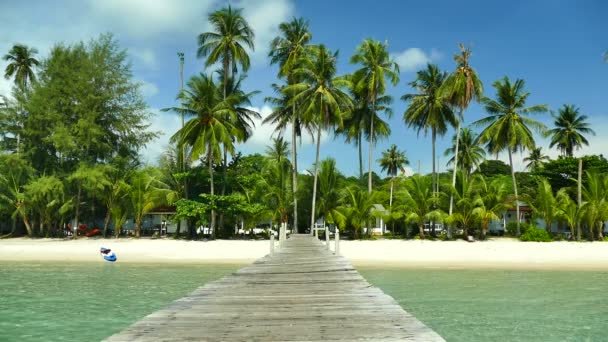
[1,237,608,270]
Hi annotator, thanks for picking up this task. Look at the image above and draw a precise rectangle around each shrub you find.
[506,222,531,236]
[519,226,552,242]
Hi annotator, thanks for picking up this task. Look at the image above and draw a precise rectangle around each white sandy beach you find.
[1,237,608,270]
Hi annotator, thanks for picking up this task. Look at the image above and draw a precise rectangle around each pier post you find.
[335,229,340,256]
[325,226,330,250]
[270,233,275,255]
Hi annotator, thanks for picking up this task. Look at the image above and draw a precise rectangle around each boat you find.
[100,247,117,262]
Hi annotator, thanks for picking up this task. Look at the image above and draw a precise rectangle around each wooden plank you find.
[104,234,444,341]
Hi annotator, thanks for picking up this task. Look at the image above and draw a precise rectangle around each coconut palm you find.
[473,175,510,239]
[268,17,312,233]
[548,104,595,157]
[339,187,376,238]
[444,127,486,178]
[337,87,391,181]
[350,39,399,193]
[581,171,608,240]
[316,158,345,230]
[522,178,557,233]
[3,44,40,88]
[446,171,478,238]
[523,147,550,171]
[473,77,548,236]
[265,137,292,207]
[197,6,254,97]
[378,144,408,211]
[402,63,456,196]
[440,44,484,219]
[164,74,238,236]
[555,188,580,240]
[286,45,352,233]
[402,174,443,239]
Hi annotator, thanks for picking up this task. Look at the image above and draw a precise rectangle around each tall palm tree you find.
[287,45,352,234]
[444,127,486,178]
[440,44,483,219]
[265,137,292,207]
[378,144,408,211]
[473,77,548,236]
[337,87,391,181]
[164,74,238,237]
[402,63,456,197]
[197,5,254,97]
[523,147,550,171]
[3,44,40,88]
[350,39,399,193]
[548,104,595,157]
[268,18,312,233]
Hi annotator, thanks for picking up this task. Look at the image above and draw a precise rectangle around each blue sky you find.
[1,0,606,176]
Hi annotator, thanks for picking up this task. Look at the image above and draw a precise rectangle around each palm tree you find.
[268,18,312,233]
[581,171,608,240]
[473,175,510,239]
[446,171,478,239]
[444,127,486,178]
[164,74,238,236]
[555,188,580,240]
[339,187,376,238]
[523,147,550,171]
[3,44,40,88]
[402,174,443,239]
[403,64,456,197]
[265,137,292,208]
[473,77,548,236]
[440,44,483,220]
[337,88,391,181]
[197,6,254,97]
[316,158,345,231]
[287,45,352,234]
[523,178,557,233]
[548,104,595,157]
[350,39,399,193]
[378,144,408,211]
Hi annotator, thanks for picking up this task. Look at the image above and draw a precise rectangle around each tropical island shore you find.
[1,237,608,270]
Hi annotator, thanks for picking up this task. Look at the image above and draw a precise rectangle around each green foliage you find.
[476,159,511,178]
[535,155,608,191]
[519,226,552,242]
[506,222,531,236]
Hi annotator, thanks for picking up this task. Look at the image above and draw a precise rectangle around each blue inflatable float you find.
[100,247,117,262]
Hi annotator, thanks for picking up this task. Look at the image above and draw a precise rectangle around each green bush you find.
[506,222,531,236]
[519,226,552,242]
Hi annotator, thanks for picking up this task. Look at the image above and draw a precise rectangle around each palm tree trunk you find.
[209,149,216,239]
[389,178,394,235]
[508,148,521,236]
[103,208,111,237]
[431,127,437,236]
[577,158,582,241]
[449,117,462,216]
[219,56,230,235]
[310,127,322,236]
[291,113,298,234]
[358,131,363,181]
[368,99,375,194]
[74,183,81,239]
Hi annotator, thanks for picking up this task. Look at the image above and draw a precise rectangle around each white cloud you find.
[130,48,158,70]
[87,0,216,37]
[239,0,294,66]
[140,108,182,163]
[139,80,159,98]
[391,48,440,72]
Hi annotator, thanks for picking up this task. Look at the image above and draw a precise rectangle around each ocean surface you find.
[1,261,606,341]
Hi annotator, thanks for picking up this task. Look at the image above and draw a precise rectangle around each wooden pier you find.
[104,234,444,341]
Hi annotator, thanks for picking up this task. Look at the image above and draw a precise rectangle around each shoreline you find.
[1,237,608,270]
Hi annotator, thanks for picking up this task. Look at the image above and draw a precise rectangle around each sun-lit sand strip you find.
[1,237,608,270]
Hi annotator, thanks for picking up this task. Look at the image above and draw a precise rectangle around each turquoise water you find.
[2,262,606,341]
[0,262,239,341]
[360,268,608,342]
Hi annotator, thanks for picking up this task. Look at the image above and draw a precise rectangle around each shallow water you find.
[359,267,608,342]
[0,262,239,341]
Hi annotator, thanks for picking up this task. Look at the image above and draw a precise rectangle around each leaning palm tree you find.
[403,63,456,196]
[523,147,550,171]
[444,127,486,178]
[378,144,408,211]
[350,39,399,193]
[268,18,312,233]
[548,104,595,157]
[3,44,40,88]
[440,44,483,220]
[473,77,548,236]
[287,45,352,234]
[164,74,238,237]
